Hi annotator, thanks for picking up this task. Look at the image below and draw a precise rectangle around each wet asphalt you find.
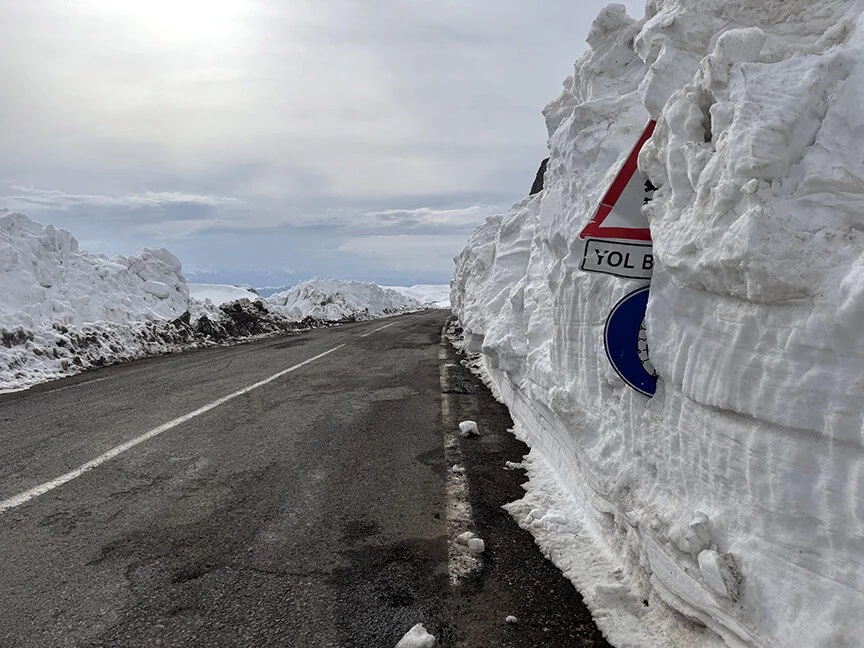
[0,310,608,647]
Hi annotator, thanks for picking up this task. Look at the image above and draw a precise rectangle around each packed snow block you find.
[669,511,712,557]
[452,2,864,647]
[467,537,485,555]
[698,550,742,603]
[395,623,436,648]
[458,420,479,437]
[456,531,475,545]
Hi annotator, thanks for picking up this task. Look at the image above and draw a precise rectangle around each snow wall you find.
[0,210,190,328]
[0,211,423,391]
[452,2,864,647]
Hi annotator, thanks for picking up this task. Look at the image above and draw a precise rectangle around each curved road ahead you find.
[0,310,607,647]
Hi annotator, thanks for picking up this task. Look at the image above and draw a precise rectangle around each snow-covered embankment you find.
[0,211,422,391]
[452,3,864,647]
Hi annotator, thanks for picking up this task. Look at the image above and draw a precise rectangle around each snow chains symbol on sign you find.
[604,286,656,396]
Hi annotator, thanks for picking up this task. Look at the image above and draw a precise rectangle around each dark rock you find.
[530,158,549,195]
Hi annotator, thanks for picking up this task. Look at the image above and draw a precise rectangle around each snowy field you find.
[0,210,424,392]
[452,1,864,647]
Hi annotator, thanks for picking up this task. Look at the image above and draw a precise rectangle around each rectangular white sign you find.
[580,238,653,279]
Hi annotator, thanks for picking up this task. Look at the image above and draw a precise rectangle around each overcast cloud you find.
[0,0,644,287]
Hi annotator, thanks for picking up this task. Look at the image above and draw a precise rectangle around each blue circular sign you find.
[604,286,657,396]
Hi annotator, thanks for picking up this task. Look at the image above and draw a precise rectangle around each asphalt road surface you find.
[0,310,609,647]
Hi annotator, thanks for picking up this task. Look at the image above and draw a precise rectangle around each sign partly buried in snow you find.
[604,286,657,397]
[579,121,656,280]
[582,239,653,280]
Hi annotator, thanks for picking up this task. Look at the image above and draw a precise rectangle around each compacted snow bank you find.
[382,285,451,309]
[452,2,864,647]
[188,283,262,306]
[0,210,301,391]
[269,278,422,322]
[0,212,422,392]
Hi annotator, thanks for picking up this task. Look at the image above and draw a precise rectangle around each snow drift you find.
[0,212,422,391]
[0,210,302,391]
[188,283,262,306]
[269,278,421,322]
[452,2,864,647]
[0,211,190,329]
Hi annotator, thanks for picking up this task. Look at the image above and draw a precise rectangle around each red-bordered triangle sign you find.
[579,120,657,242]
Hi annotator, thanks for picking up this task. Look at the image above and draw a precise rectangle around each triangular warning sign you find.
[579,120,656,242]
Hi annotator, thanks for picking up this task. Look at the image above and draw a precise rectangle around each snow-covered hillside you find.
[0,212,423,392]
[382,285,451,309]
[269,278,422,321]
[452,2,864,647]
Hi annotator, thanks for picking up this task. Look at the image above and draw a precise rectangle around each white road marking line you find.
[38,375,113,395]
[0,344,346,515]
[360,321,398,338]
[439,328,481,584]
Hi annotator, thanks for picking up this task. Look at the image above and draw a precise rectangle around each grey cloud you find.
[362,205,499,231]
[0,0,645,285]
[336,234,470,272]
[5,185,240,211]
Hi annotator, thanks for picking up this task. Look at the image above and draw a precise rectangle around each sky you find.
[0,0,644,287]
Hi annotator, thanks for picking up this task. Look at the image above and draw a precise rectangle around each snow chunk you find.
[458,420,479,437]
[456,531,475,546]
[670,511,712,556]
[505,615,518,624]
[698,550,742,602]
[538,510,568,527]
[467,537,486,554]
[395,624,436,648]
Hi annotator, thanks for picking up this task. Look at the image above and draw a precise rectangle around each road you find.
[0,310,608,647]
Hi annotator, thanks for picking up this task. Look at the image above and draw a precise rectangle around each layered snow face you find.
[453,2,864,647]
[269,278,422,322]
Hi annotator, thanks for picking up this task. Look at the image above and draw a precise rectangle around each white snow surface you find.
[188,283,261,306]
[452,2,864,647]
[458,420,479,437]
[395,624,436,648]
[0,213,424,391]
[268,278,422,321]
[382,284,451,308]
[0,210,191,328]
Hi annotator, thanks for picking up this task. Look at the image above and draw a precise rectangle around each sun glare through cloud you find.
[74,0,250,44]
